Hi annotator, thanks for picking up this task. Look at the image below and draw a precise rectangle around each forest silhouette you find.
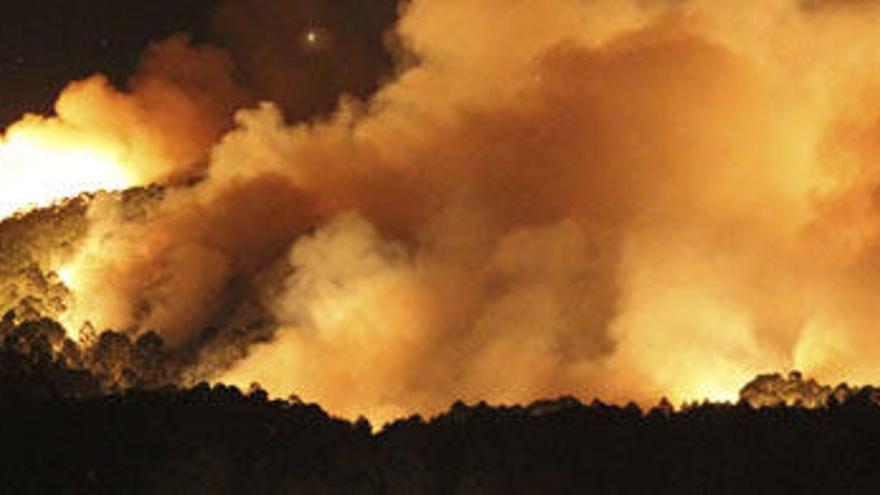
[2,312,880,493]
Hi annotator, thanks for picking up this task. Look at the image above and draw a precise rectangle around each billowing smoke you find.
[11,0,880,422]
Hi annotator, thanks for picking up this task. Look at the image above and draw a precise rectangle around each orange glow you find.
[57,266,76,288]
[56,264,82,340]
[0,118,137,219]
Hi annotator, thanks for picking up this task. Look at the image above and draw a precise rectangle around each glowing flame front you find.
[0,120,135,220]
[0,114,143,341]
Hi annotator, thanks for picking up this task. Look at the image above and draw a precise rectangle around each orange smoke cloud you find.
[213,3,824,418]
[19,0,880,423]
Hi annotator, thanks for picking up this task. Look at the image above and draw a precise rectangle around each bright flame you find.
[679,378,743,405]
[56,263,84,340]
[0,111,137,343]
[0,118,137,220]
[57,266,76,288]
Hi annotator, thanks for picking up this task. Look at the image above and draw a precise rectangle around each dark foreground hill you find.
[5,384,880,493]
[2,317,880,494]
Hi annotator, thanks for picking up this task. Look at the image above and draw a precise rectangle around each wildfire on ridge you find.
[0,119,137,220]
[0,119,141,341]
[12,0,880,424]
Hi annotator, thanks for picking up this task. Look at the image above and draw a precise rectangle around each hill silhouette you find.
[1,313,880,492]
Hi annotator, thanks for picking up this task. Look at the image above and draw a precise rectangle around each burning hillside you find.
[7,0,880,424]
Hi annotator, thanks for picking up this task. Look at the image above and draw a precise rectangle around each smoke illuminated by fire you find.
[10,0,880,422]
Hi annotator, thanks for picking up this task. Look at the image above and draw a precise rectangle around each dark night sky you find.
[0,0,219,128]
[0,0,398,129]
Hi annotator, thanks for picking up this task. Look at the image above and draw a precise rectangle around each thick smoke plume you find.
[11,0,880,422]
